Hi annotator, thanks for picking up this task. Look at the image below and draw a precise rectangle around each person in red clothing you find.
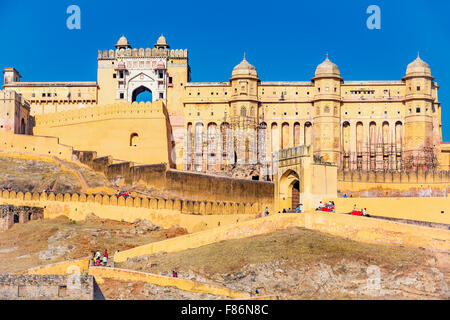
[172,270,178,278]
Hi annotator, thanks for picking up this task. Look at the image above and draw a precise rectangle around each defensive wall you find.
[75,153,275,210]
[338,170,450,197]
[332,197,450,225]
[0,274,94,300]
[113,212,450,263]
[88,267,248,299]
[0,130,73,161]
[0,190,257,233]
[16,257,91,275]
[33,101,173,165]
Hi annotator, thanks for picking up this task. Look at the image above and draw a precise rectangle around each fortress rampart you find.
[0,131,73,161]
[33,101,172,165]
[74,152,275,210]
[0,190,260,216]
[34,100,166,127]
[0,188,260,233]
[338,170,450,197]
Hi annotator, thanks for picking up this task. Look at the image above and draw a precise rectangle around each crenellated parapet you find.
[35,100,166,127]
[98,48,188,60]
[0,189,259,216]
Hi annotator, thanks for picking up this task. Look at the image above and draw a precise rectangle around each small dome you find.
[232,54,258,78]
[115,35,131,48]
[314,53,340,78]
[405,53,431,77]
[155,34,170,48]
[157,35,167,45]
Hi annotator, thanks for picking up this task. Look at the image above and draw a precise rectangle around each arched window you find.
[304,122,312,146]
[240,106,247,117]
[130,133,139,147]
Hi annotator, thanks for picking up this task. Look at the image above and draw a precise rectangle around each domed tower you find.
[115,35,131,49]
[402,53,435,171]
[154,34,170,49]
[229,54,260,164]
[311,54,342,165]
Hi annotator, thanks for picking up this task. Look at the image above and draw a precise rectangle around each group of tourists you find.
[1,186,14,192]
[316,200,335,211]
[281,204,304,214]
[115,189,130,198]
[91,249,108,267]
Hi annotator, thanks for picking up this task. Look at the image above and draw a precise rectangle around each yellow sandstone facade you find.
[1,35,448,200]
[2,36,447,174]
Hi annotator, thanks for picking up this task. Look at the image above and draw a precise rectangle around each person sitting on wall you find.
[316,201,323,211]
[264,207,269,216]
[172,270,178,278]
[282,208,287,213]
[343,194,347,198]
[299,203,304,213]
[295,205,300,214]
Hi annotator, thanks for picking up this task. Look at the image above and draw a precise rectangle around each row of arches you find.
[184,121,314,172]
[341,120,404,171]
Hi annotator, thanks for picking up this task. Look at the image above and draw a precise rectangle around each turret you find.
[3,67,21,85]
[402,53,434,171]
[115,35,131,50]
[154,35,170,50]
[311,54,342,164]
[228,54,260,164]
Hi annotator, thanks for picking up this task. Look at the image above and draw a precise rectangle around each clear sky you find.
[1,0,449,140]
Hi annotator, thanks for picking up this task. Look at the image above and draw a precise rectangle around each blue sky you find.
[1,0,449,140]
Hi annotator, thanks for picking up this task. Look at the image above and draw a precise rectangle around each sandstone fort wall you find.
[0,190,257,233]
[75,153,275,210]
[0,130,73,161]
[33,101,172,165]
[338,170,450,197]
[332,197,450,225]
[88,267,248,299]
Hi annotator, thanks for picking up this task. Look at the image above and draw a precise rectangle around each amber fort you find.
[0,34,450,301]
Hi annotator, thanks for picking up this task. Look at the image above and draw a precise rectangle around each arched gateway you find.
[273,145,337,212]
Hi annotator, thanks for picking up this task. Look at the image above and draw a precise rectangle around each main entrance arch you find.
[132,85,152,102]
[278,169,301,211]
[273,145,337,212]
